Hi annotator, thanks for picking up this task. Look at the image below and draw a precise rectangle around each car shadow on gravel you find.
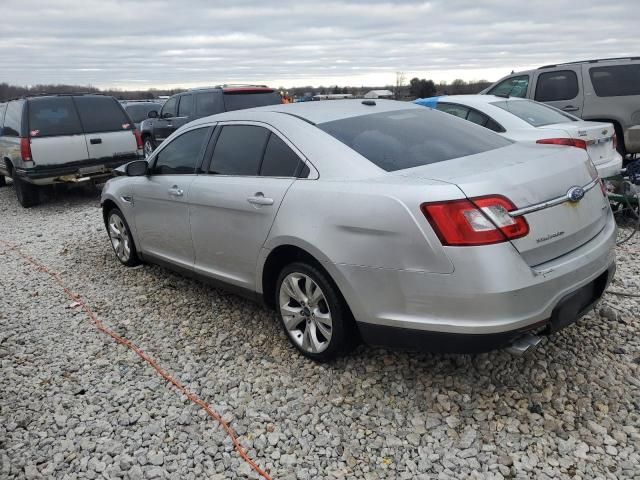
[3,179,101,209]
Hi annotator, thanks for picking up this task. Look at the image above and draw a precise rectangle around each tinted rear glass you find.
[317,109,511,172]
[223,91,282,112]
[123,103,162,123]
[28,97,82,137]
[209,125,270,175]
[589,64,640,97]
[75,96,131,133]
[491,100,576,127]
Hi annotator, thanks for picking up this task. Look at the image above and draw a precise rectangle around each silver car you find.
[101,100,616,361]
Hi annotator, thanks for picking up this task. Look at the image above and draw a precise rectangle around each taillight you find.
[133,129,143,150]
[536,138,587,150]
[20,138,32,162]
[421,195,529,246]
[612,132,618,151]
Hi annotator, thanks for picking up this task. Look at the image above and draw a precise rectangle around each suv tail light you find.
[133,129,143,150]
[20,138,33,162]
[536,138,587,150]
[421,195,529,246]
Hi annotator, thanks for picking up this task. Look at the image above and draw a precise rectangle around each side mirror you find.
[147,110,158,118]
[125,160,148,177]
[162,112,174,119]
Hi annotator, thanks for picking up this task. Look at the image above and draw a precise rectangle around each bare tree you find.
[394,71,406,100]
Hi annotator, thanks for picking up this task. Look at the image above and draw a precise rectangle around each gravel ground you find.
[0,182,639,480]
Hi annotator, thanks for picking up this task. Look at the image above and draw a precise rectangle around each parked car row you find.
[481,57,640,157]
[2,58,633,361]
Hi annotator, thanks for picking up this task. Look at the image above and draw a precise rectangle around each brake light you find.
[421,195,529,246]
[133,129,143,150]
[536,138,587,150]
[612,132,618,151]
[20,138,32,162]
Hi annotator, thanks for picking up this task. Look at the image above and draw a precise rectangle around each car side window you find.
[489,75,529,98]
[178,95,193,117]
[485,117,505,133]
[161,96,178,118]
[535,70,579,102]
[260,133,305,177]
[151,127,208,175]
[466,109,489,127]
[436,103,469,119]
[2,101,23,137]
[209,125,270,176]
[196,93,219,116]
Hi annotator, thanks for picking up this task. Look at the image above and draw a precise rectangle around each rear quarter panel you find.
[0,136,21,174]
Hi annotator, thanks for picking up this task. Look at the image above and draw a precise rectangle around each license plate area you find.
[78,165,106,175]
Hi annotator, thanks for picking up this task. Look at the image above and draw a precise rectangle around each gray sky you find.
[3,0,638,89]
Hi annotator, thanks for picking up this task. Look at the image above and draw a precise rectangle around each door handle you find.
[168,186,184,197]
[247,193,274,206]
[562,106,579,112]
[90,138,102,144]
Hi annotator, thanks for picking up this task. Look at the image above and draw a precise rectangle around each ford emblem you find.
[567,186,585,202]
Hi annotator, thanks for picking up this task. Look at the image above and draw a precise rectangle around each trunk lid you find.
[538,120,617,168]
[397,143,609,266]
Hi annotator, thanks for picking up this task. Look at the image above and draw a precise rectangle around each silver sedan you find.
[101,100,616,361]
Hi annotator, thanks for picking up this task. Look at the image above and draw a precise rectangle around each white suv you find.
[0,94,143,207]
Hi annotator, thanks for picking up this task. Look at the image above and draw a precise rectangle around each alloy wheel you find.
[108,213,131,263]
[279,273,333,354]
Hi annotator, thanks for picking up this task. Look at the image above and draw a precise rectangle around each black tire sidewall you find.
[14,177,39,208]
[275,261,350,362]
[0,176,6,187]
[107,208,141,267]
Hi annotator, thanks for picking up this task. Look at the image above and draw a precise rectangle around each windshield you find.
[490,99,577,127]
[223,91,282,111]
[124,103,162,123]
[318,109,512,172]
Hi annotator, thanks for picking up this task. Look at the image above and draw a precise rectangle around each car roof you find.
[190,99,423,126]
[427,94,530,107]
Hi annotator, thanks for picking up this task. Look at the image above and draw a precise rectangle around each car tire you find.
[14,177,40,208]
[0,175,6,187]
[276,261,354,362]
[143,137,156,158]
[106,208,141,267]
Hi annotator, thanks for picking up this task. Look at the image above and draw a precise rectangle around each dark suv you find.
[139,85,282,156]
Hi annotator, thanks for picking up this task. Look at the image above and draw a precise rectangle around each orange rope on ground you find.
[0,239,273,480]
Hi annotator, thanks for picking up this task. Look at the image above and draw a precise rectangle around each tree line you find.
[1,78,493,102]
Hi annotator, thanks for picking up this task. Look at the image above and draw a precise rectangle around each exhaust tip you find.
[506,333,543,356]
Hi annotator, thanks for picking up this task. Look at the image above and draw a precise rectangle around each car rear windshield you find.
[124,103,162,123]
[28,97,83,137]
[223,90,282,112]
[490,100,577,127]
[589,64,640,97]
[317,109,511,172]
[74,96,132,133]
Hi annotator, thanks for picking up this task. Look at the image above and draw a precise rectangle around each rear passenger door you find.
[27,97,89,167]
[189,123,307,290]
[532,67,585,116]
[73,96,139,164]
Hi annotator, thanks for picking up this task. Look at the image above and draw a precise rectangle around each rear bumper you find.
[335,211,616,349]
[357,265,614,353]
[596,152,623,179]
[15,156,139,185]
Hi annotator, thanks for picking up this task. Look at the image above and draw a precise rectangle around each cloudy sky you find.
[2,0,638,89]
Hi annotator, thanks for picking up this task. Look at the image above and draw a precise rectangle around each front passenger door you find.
[132,126,211,268]
[190,124,307,290]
